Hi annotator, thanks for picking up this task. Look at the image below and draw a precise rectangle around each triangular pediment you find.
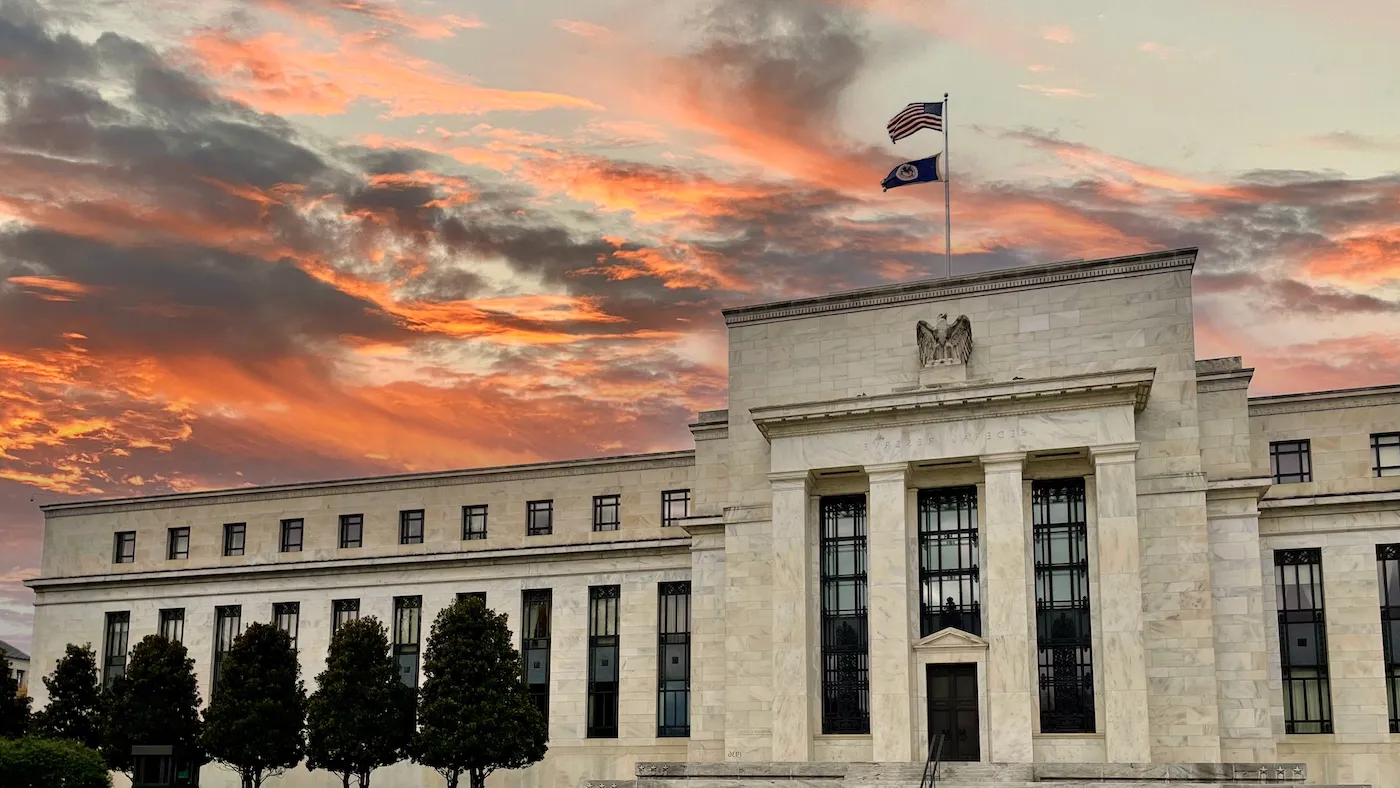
[913,627,988,651]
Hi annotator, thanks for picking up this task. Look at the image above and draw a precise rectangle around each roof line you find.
[1248,382,1400,402]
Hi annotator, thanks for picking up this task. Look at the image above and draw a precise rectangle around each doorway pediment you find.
[913,628,988,651]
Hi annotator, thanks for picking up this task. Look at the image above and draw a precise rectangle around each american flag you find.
[887,102,943,143]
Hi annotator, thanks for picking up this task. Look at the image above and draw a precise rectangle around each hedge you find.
[0,737,111,788]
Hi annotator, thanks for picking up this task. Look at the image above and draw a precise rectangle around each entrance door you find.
[926,663,980,762]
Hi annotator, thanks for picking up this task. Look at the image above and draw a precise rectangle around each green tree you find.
[306,616,415,788]
[102,635,203,774]
[201,623,307,788]
[412,597,547,788]
[0,655,30,739]
[33,643,103,750]
[0,737,111,788]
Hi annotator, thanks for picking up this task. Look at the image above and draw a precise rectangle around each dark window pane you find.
[919,487,980,637]
[1380,544,1400,733]
[159,608,185,644]
[114,532,136,564]
[462,505,487,540]
[527,501,553,536]
[339,514,363,549]
[280,519,303,553]
[274,601,300,651]
[820,495,869,734]
[212,605,241,690]
[662,490,690,527]
[223,524,245,557]
[167,528,189,560]
[1033,479,1094,733]
[1270,440,1313,484]
[593,495,621,532]
[1275,548,1331,733]
[587,585,621,738]
[399,510,424,545]
[522,589,552,731]
[103,611,130,687]
[1374,434,1400,478]
[332,598,359,633]
[393,596,421,687]
[658,581,691,737]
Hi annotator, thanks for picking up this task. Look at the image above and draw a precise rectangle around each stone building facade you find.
[23,248,1400,787]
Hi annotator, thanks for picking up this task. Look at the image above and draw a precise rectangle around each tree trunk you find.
[360,769,371,788]
[341,774,351,788]
[471,768,487,788]
[446,769,460,788]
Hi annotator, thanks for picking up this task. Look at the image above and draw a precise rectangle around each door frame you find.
[913,628,989,763]
[926,663,981,762]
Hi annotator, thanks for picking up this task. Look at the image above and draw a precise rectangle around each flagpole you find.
[943,92,951,278]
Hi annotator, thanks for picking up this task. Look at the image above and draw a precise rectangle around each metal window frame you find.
[661,489,690,527]
[399,509,425,545]
[819,494,871,735]
[212,605,241,690]
[393,595,422,688]
[113,531,136,564]
[462,504,488,540]
[159,608,185,644]
[527,500,553,536]
[223,523,246,556]
[918,486,981,637]
[338,514,363,549]
[1275,547,1332,733]
[1378,544,1400,733]
[279,518,304,553]
[1373,433,1400,478]
[102,611,130,687]
[657,581,692,737]
[273,601,300,652]
[587,584,621,738]
[593,494,621,532]
[1270,440,1313,484]
[1032,479,1095,734]
[521,589,553,729]
[457,591,487,606]
[331,598,360,633]
[166,528,189,561]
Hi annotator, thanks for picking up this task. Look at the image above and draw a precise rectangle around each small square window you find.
[223,523,246,557]
[662,490,690,527]
[462,505,487,540]
[339,514,363,549]
[593,495,620,532]
[167,527,189,561]
[1374,433,1400,478]
[400,509,425,545]
[113,532,136,564]
[280,518,304,553]
[1270,440,1312,484]
[527,500,553,536]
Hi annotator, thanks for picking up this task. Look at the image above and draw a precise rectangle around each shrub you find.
[0,737,111,788]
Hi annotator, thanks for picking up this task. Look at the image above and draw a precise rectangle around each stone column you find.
[769,470,815,761]
[686,523,728,761]
[866,462,917,762]
[1090,443,1151,763]
[1322,544,1391,745]
[980,452,1033,763]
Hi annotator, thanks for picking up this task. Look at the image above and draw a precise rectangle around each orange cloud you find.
[554,19,612,39]
[1017,83,1094,99]
[257,0,484,39]
[5,276,93,302]
[1042,25,1074,43]
[1303,226,1400,284]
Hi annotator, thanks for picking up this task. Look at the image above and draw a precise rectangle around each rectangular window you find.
[159,608,185,644]
[457,591,487,607]
[339,514,363,549]
[102,611,130,687]
[274,602,300,652]
[918,487,980,637]
[393,596,422,687]
[658,581,691,737]
[593,495,621,532]
[1374,433,1400,478]
[213,605,242,690]
[279,519,303,553]
[331,599,359,633]
[1270,440,1313,484]
[223,523,246,557]
[1276,548,1331,733]
[113,532,136,564]
[587,585,621,738]
[820,494,870,734]
[1033,479,1095,734]
[462,505,487,540]
[522,589,552,727]
[399,510,425,545]
[1378,545,1400,733]
[662,489,690,527]
[527,500,553,536]
[167,528,189,561]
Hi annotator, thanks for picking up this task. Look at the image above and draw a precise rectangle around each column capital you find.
[864,461,909,484]
[1090,442,1141,464]
[767,469,813,492]
[980,451,1026,472]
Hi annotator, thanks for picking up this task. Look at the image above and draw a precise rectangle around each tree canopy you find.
[33,643,103,751]
[412,597,547,788]
[102,635,203,774]
[306,616,415,788]
[201,623,308,788]
[0,656,30,739]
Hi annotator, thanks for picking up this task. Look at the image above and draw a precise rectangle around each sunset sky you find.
[3,0,1400,651]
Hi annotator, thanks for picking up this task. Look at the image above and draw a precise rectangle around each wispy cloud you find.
[1017,83,1094,99]
[1042,25,1074,43]
[554,19,612,39]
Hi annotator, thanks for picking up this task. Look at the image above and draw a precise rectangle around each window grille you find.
[393,596,422,687]
[103,611,130,687]
[662,490,690,527]
[1033,479,1095,733]
[593,495,621,532]
[918,487,980,636]
[1270,440,1313,484]
[658,581,691,737]
[462,505,487,540]
[522,589,552,729]
[819,494,869,734]
[339,514,363,548]
[587,585,621,738]
[1275,548,1332,733]
[159,608,185,644]
[527,500,553,536]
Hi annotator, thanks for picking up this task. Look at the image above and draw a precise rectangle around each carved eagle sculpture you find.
[916,313,973,368]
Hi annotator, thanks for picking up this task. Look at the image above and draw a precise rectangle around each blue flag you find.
[881,154,942,191]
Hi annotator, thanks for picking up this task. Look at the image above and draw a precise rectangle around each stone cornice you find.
[42,451,696,518]
[722,248,1196,326]
[1248,384,1400,416]
[1089,442,1140,464]
[25,536,693,592]
[749,369,1155,440]
[1196,369,1254,394]
[1260,489,1400,514]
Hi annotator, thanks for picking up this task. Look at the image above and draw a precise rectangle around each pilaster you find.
[1089,443,1151,763]
[769,470,815,761]
[865,461,917,761]
[981,451,1033,763]
[1322,544,1392,743]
